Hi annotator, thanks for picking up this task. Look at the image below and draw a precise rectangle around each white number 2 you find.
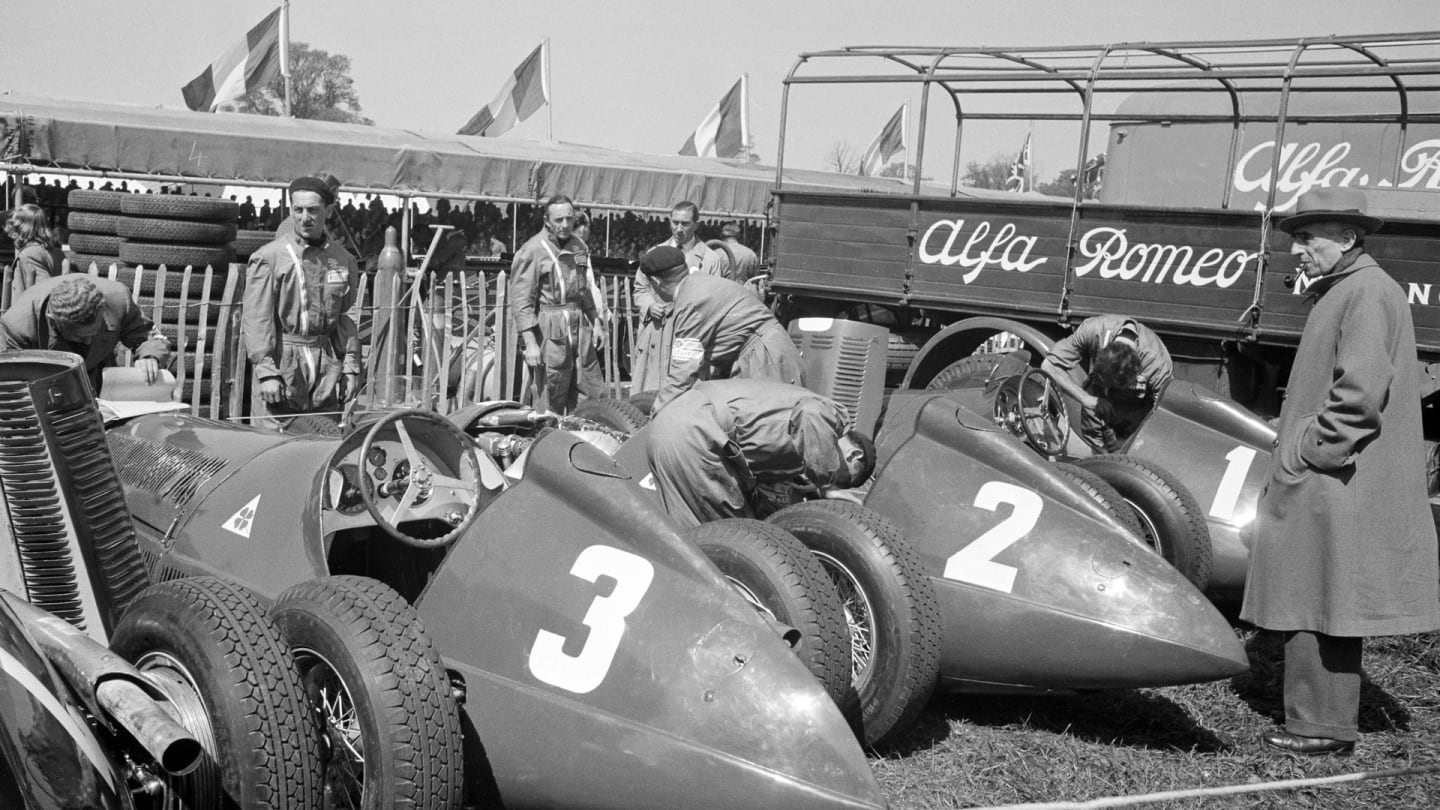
[1209,446,1257,520]
[529,545,655,694]
[943,481,1042,593]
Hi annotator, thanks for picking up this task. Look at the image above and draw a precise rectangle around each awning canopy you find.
[0,92,920,218]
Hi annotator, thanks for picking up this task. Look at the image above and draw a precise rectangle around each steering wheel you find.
[993,368,1070,457]
[357,409,483,548]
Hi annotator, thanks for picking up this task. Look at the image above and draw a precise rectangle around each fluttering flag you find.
[859,104,907,176]
[181,7,283,112]
[679,77,747,159]
[1006,131,1033,192]
[458,42,549,137]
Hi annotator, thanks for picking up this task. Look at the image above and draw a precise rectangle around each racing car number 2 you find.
[528,545,655,694]
[943,481,1042,594]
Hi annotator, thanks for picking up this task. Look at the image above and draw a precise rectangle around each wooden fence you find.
[0,260,642,422]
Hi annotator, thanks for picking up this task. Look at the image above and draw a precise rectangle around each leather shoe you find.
[1261,730,1355,756]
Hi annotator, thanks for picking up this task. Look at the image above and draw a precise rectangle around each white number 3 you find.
[943,481,1042,593]
[529,545,655,694]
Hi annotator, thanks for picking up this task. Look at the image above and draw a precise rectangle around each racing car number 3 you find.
[528,545,655,694]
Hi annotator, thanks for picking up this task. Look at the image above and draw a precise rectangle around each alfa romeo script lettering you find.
[1234,138,1440,212]
[919,218,1255,289]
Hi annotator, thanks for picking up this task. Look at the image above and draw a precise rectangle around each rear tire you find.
[767,500,941,748]
[110,576,324,810]
[573,395,649,432]
[925,352,1004,391]
[271,575,463,810]
[1073,454,1213,591]
[1055,461,1146,540]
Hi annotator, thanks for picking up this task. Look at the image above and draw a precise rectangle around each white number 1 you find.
[529,545,655,694]
[943,481,1042,593]
[1209,446,1257,520]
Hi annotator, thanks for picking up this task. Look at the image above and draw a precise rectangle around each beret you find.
[639,245,688,277]
[47,276,104,324]
[288,175,336,205]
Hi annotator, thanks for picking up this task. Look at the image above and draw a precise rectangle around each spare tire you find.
[64,253,128,275]
[121,194,240,223]
[233,229,275,259]
[767,500,941,748]
[926,352,1005,391]
[118,217,237,245]
[66,211,123,235]
[573,395,649,433]
[110,576,324,810]
[67,189,128,213]
[67,233,124,256]
[120,242,235,270]
[1073,454,1213,591]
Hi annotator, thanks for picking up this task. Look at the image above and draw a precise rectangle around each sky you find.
[2,1,1436,188]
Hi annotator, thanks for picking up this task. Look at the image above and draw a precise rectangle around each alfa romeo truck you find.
[768,33,1440,429]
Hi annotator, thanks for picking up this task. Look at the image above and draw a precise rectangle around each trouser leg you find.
[647,395,749,528]
[1283,630,1362,741]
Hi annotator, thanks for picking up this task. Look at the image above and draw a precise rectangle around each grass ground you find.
[870,629,1440,809]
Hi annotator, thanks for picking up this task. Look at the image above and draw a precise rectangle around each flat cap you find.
[639,245,688,277]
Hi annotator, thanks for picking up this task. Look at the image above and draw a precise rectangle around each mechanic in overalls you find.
[242,175,361,430]
[509,194,595,414]
[1040,315,1173,453]
[640,246,805,414]
[646,379,875,528]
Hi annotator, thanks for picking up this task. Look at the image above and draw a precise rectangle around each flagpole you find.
[741,74,751,161]
[281,0,293,117]
[545,38,553,141]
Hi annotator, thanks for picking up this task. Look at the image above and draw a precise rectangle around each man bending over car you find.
[646,379,875,528]
[1040,314,1172,453]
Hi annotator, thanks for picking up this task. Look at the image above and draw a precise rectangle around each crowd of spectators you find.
[5,174,766,272]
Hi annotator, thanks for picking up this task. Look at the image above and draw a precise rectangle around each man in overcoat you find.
[1240,187,1440,755]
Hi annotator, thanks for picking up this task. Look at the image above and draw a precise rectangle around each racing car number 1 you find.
[528,545,655,694]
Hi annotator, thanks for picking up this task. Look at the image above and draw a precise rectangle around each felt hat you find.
[1276,187,1383,235]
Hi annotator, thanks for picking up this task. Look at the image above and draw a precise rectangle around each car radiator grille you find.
[0,365,150,642]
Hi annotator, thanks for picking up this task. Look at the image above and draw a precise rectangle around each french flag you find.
[181,8,283,112]
[679,77,747,159]
[458,42,549,138]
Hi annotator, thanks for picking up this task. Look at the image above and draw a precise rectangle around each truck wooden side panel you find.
[774,190,1440,360]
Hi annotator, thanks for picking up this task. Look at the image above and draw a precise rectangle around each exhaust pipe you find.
[1,592,202,776]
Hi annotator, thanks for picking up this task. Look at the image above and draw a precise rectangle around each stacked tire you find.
[65,190,130,273]
[67,189,243,409]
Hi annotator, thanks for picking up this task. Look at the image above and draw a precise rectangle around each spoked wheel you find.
[812,549,877,695]
[688,519,850,705]
[292,647,366,807]
[767,501,941,748]
[271,576,464,810]
[111,576,323,810]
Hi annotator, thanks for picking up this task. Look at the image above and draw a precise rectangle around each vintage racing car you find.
[605,381,1251,748]
[105,401,887,809]
[927,343,1274,602]
[0,351,323,809]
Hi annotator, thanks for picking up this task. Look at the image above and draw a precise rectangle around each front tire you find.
[767,501,941,748]
[572,395,649,433]
[270,575,463,810]
[1073,454,1213,591]
[1055,461,1146,540]
[110,576,324,810]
